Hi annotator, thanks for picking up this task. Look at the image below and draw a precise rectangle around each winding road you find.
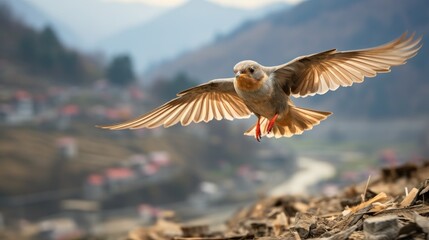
[269,157,336,196]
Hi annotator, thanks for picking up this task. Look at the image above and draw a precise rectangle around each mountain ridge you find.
[98,0,290,71]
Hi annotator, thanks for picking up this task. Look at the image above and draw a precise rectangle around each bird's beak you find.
[235,71,241,78]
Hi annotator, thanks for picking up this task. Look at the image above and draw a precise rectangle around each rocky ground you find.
[125,161,429,240]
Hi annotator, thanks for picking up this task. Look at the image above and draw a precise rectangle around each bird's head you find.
[233,60,265,81]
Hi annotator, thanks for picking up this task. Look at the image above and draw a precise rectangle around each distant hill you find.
[0,0,80,49]
[0,5,102,87]
[98,0,290,72]
[147,0,429,119]
[24,0,168,48]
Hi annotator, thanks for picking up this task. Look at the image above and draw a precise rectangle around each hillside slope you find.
[0,0,80,48]
[0,5,102,88]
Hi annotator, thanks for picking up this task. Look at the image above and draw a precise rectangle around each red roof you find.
[61,104,80,116]
[15,90,31,100]
[56,137,76,147]
[105,167,134,180]
[87,174,104,186]
[143,164,159,175]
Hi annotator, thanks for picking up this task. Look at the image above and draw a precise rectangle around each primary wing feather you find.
[272,33,422,98]
[98,78,252,130]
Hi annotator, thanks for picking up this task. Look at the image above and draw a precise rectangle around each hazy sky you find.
[24,0,304,45]
[107,0,303,8]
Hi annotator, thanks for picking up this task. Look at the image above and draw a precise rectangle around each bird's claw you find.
[266,114,278,134]
[255,118,262,142]
[255,128,262,142]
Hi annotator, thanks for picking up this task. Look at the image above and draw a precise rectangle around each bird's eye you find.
[249,66,255,74]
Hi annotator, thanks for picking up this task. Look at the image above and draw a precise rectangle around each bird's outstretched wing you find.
[272,33,422,98]
[98,78,252,130]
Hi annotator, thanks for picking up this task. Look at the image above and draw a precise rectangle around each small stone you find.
[363,215,399,240]
[415,213,429,233]
[294,212,316,238]
[180,224,209,237]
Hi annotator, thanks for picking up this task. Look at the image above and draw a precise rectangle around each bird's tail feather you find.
[244,106,332,138]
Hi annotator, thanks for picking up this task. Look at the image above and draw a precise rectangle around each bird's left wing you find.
[271,33,422,98]
[98,78,252,130]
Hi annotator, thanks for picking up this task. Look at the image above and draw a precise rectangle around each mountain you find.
[24,0,168,48]
[98,0,290,72]
[0,5,102,88]
[147,0,429,119]
[0,0,80,49]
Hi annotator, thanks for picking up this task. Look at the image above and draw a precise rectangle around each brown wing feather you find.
[273,33,422,98]
[98,78,252,130]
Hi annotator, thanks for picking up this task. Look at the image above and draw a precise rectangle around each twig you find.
[361,175,372,203]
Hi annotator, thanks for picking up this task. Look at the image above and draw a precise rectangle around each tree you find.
[0,6,102,85]
[106,55,135,86]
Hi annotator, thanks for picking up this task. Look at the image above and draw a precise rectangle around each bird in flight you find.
[99,33,421,141]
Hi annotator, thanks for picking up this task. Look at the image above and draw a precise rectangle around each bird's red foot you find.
[255,118,262,142]
[266,114,278,134]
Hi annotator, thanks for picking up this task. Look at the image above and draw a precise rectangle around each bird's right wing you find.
[98,78,252,130]
[272,33,422,98]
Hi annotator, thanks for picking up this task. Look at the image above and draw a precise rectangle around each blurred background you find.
[0,0,428,239]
